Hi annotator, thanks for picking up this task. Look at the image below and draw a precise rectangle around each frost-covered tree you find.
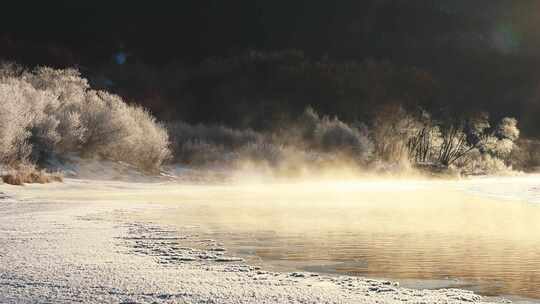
[496,117,519,141]
[0,80,34,163]
[389,107,521,173]
[406,110,443,164]
[0,64,171,172]
[372,104,421,163]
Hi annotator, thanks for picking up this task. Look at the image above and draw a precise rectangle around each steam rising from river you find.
[5,173,540,298]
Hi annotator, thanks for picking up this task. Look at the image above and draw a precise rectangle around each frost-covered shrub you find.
[483,136,515,160]
[107,104,170,171]
[510,139,540,171]
[167,121,261,149]
[497,117,520,141]
[237,142,285,166]
[0,62,24,78]
[316,118,372,156]
[454,150,510,175]
[371,105,420,164]
[167,121,262,165]
[0,64,170,172]
[298,107,373,162]
[0,78,42,163]
[167,107,374,168]
[24,67,89,103]
[298,106,320,140]
[175,140,231,166]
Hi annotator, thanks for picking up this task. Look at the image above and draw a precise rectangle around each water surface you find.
[148,177,540,300]
[11,175,540,300]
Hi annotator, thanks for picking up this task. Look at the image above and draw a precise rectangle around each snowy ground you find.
[0,178,520,304]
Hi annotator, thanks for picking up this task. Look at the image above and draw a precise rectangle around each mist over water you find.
[4,2,540,303]
[11,174,540,300]
[143,175,540,300]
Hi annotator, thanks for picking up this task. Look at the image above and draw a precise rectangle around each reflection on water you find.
[148,177,540,300]
[17,176,539,299]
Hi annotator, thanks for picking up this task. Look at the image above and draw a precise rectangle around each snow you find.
[0,178,513,304]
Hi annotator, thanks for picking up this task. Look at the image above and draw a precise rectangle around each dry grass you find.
[1,164,63,185]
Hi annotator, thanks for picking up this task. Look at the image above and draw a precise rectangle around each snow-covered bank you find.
[0,180,512,304]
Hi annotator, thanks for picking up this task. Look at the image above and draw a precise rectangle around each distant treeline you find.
[2,1,540,136]
[90,50,437,129]
[1,63,539,176]
[82,50,540,140]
